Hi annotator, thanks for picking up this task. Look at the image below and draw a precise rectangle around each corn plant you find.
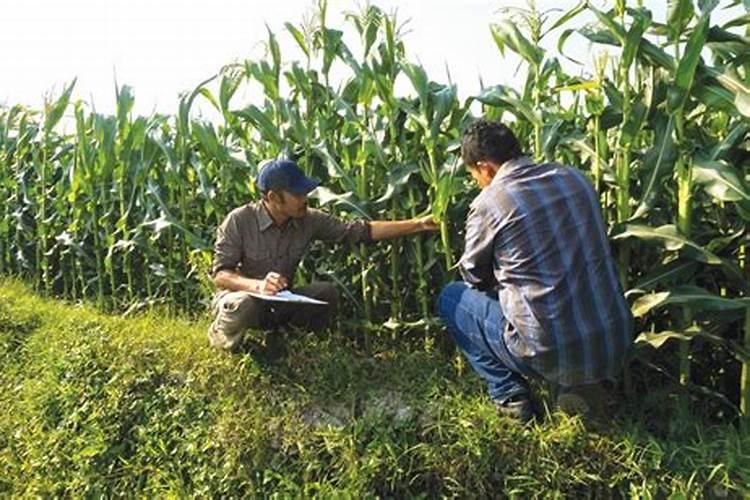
[0,0,748,416]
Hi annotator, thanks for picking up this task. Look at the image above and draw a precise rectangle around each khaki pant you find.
[207,282,339,352]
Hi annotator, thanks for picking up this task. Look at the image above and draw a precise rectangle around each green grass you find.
[0,278,748,498]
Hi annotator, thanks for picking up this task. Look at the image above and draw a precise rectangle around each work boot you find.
[494,394,535,423]
[264,328,287,361]
[556,383,607,418]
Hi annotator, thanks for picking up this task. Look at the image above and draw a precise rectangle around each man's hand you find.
[258,271,288,295]
[417,214,440,232]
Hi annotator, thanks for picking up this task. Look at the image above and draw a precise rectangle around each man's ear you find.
[266,190,279,203]
[475,161,491,176]
[478,161,499,176]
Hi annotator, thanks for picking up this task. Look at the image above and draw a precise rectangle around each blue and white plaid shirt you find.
[459,156,633,387]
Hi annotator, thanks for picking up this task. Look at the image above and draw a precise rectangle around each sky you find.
[0,1,744,117]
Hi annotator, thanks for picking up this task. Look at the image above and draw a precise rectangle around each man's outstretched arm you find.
[369,215,438,240]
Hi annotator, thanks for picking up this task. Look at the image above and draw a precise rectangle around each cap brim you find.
[289,176,320,194]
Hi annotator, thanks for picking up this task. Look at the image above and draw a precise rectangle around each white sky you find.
[0,1,744,117]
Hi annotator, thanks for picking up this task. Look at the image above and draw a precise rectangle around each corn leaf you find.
[115,84,135,133]
[43,79,76,134]
[703,66,750,117]
[197,88,221,113]
[632,286,750,318]
[577,25,619,47]
[631,259,698,291]
[707,123,749,160]
[311,144,357,193]
[667,15,709,113]
[692,157,750,202]
[321,28,345,76]
[668,0,695,40]
[639,38,676,70]
[621,9,651,70]
[587,4,626,44]
[430,84,457,142]
[698,0,719,14]
[636,328,712,349]
[473,86,542,127]
[549,1,587,32]
[178,75,217,139]
[266,26,281,75]
[285,22,310,59]
[234,105,281,145]
[402,63,429,110]
[310,186,370,219]
[559,132,599,163]
[618,100,648,147]
[633,113,676,219]
[613,224,723,265]
[375,163,420,204]
[636,327,750,363]
[490,20,543,65]
[721,12,750,30]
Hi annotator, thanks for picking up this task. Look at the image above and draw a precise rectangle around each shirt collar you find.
[491,156,534,186]
[257,201,300,231]
[258,202,275,232]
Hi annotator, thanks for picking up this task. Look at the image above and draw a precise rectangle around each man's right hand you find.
[257,271,288,295]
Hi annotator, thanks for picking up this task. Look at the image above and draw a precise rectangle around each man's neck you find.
[262,200,290,227]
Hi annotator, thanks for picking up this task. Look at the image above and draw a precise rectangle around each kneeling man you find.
[438,120,633,422]
[209,159,437,352]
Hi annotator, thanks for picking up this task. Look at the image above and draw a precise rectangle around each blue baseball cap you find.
[256,159,320,194]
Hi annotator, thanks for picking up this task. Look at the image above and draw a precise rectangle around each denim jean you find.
[437,281,531,403]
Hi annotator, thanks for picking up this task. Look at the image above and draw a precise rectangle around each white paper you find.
[248,290,328,305]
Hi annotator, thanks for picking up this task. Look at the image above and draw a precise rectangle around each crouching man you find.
[209,159,438,353]
[437,119,633,422]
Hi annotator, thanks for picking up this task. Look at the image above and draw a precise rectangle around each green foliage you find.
[0,279,748,497]
[0,0,748,437]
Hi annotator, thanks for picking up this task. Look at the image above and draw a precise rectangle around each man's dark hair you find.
[461,119,523,167]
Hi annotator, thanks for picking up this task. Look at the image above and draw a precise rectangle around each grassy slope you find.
[0,279,748,498]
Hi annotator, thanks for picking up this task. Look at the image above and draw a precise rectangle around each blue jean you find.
[437,281,531,403]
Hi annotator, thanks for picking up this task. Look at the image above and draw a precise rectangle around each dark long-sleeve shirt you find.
[459,157,633,387]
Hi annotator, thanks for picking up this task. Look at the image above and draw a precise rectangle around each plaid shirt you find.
[459,157,633,387]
